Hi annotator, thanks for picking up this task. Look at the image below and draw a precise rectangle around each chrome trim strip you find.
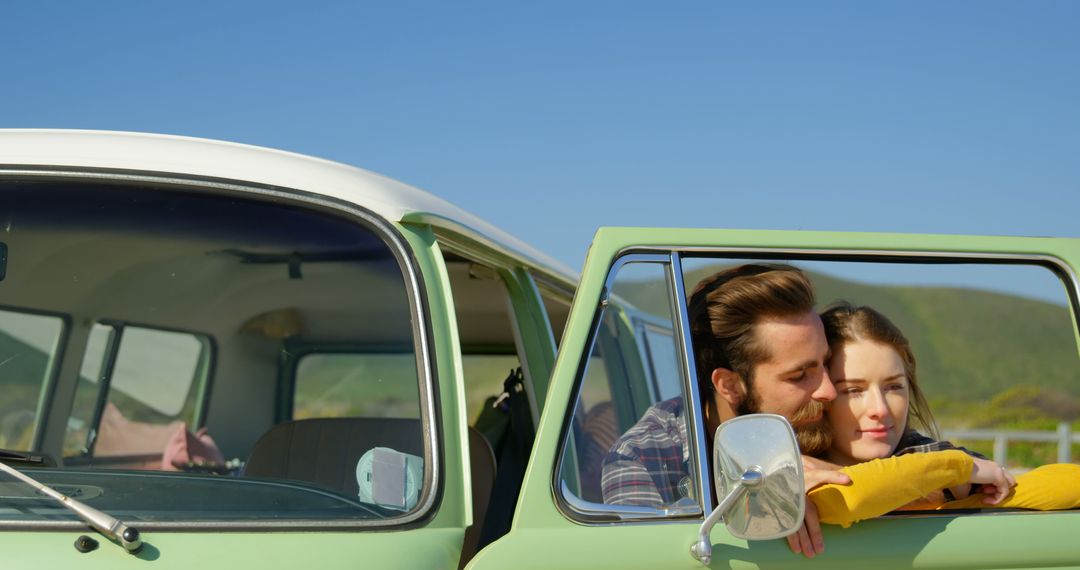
[670,246,1076,264]
[627,245,1077,287]
[0,168,440,530]
[559,481,700,520]
[669,252,713,511]
[602,254,671,306]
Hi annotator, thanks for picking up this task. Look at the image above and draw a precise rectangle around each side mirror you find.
[690,414,805,565]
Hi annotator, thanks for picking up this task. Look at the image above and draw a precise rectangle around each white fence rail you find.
[943,422,1078,465]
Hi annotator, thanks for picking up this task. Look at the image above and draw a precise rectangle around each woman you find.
[809,302,1080,527]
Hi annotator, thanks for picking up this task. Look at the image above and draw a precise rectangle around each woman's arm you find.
[809,450,974,528]
[939,463,1080,511]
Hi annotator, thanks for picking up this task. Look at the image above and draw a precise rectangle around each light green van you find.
[1,131,1078,568]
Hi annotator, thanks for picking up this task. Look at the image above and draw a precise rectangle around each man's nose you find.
[813,365,837,402]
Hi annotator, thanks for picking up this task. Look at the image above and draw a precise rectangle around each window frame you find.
[0,169,442,532]
[554,252,713,523]
[63,320,216,461]
[554,244,1080,526]
[281,341,420,423]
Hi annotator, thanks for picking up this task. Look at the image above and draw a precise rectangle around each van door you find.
[470,227,1080,569]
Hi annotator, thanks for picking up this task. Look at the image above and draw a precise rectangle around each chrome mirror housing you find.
[690,414,805,565]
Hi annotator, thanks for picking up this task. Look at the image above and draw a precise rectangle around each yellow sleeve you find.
[809,450,973,528]
[940,463,1080,511]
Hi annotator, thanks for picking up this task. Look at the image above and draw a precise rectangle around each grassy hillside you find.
[617,265,1080,433]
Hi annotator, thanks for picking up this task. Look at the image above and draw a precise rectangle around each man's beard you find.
[736,390,832,456]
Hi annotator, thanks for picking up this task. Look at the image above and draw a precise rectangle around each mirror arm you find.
[690,467,763,566]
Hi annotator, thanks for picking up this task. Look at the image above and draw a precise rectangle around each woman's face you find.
[826,339,910,465]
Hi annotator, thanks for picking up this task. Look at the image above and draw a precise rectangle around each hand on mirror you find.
[969,457,1017,504]
[786,456,850,558]
[786,499,825,558]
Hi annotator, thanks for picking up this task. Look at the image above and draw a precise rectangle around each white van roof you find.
[0,129,576,283]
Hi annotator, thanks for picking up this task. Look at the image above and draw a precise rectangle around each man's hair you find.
[688,264,817,397]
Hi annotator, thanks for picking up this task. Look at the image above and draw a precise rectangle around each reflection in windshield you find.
[0,309,63,450]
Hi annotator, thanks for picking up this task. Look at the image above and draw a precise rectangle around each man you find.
[601,264,848,558]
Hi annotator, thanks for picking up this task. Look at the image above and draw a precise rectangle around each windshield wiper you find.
[0,449,48,465]
[0,460,142,553]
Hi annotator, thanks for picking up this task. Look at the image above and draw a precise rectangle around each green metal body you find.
[6,220,1080,568]
[469,228,1080,569]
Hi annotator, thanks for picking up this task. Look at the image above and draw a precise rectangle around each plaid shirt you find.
[600,397,984,508]
[600,397,691,508]
[894,430,987,459]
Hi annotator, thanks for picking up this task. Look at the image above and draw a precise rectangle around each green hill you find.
[616,265,1080,429]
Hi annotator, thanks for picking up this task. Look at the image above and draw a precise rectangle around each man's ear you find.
[711,367,745,407]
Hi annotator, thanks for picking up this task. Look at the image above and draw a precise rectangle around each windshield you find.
[0,180,430,526]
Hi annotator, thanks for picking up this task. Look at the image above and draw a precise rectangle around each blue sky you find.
[3,2,1079,297]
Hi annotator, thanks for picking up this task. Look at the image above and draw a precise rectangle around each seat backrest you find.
[244,417,423,497]
[459,427,496,568]
[245,416,497,563]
